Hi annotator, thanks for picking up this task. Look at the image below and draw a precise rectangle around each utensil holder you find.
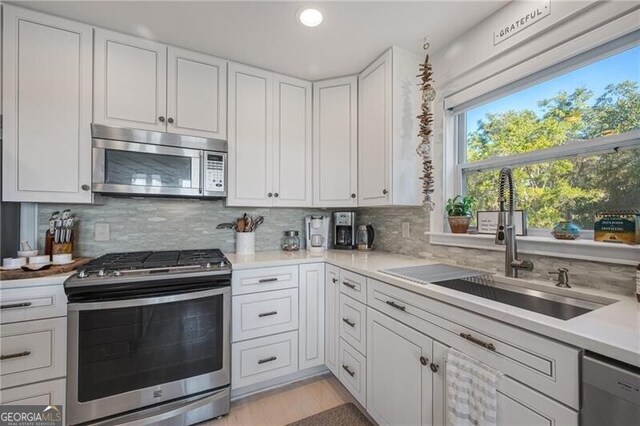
[236,232,256,255]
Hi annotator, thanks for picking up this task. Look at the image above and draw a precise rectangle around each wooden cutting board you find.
[0,257,92,281]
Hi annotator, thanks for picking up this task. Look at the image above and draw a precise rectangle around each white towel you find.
[446,348,501,426]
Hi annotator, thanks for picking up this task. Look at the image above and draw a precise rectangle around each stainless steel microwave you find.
[92,124,227,198]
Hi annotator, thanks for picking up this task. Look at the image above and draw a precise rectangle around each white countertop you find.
[226,250,640,368]
[0,272,72,290]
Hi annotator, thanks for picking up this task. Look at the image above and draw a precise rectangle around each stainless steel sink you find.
[381,264,614,320]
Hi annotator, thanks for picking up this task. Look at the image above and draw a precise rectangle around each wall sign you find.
[476,210,528,236]
[494,0,551,45]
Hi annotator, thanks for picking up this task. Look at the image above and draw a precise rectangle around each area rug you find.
[286,403,373,426]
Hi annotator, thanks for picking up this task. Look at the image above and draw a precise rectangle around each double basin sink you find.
[382,264,615,320]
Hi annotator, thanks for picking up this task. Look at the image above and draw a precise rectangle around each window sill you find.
[427,232,640,266]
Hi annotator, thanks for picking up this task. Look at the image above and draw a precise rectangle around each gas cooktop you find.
[65,249,231,292]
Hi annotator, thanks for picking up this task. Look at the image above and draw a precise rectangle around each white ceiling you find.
[14,1,508,80]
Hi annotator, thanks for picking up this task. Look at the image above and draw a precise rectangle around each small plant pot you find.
[448,216,471,234]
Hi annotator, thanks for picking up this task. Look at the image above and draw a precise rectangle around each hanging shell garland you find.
[417,43,436,210]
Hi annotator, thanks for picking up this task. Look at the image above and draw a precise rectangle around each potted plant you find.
[446,195,475,234]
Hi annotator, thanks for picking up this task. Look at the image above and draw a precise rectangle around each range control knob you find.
[112,270,123,277]
[205,262,212,269]
[97,269,107,277]
[219,261,226,268]
[77,269,89,279]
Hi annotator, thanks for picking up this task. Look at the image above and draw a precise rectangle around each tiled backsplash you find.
[37,199,635,295]
[37,197,327,257]
[357,206,637,296]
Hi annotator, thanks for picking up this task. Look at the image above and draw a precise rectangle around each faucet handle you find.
[549,268,570,287]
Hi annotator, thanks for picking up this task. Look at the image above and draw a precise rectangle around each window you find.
[457,43,640,231]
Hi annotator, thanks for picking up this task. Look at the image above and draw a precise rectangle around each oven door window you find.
[105,150,195,188]
[77,294,224,402]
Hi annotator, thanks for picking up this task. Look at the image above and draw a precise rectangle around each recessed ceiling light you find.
[299,8,323,27]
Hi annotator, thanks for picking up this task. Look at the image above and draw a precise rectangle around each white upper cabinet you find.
[312,76,358,208]
[358,47,422,206]
[94,29,167,132]
[227,62,273,206]
[272,74,312,207]
[167,47,227,139]
[2,6,93,203]
[227,63,312,207]
[94,30,227,138]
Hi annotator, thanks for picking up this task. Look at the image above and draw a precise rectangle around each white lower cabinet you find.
[432,341,578,426]
[299,263,325,369]
[232,330,299,389]
[231,264,327,393]
[366,308,433,426]
[323,267,579,426]
[338,338,366,408]
[0,378,66,406]
[324,264,341,376]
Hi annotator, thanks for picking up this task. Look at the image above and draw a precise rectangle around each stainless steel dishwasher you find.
[582,353,640,426]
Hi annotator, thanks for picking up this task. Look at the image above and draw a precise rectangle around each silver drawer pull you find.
[386,300,406,311]
[258,311,278,318]
[342,318,355,327]
[342,365,355,377]
[258,277,278,283]
[460,332,496,351]
[258,356,277,365]
[342,281,356,289]
[0,302,33,310]
[1,350,31,361]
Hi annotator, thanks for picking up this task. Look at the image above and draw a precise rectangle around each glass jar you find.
[282,230,300,251]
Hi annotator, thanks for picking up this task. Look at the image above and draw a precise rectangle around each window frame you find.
[432,31,640,266]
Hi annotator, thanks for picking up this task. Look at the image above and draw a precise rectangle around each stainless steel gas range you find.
[64,249,231,426]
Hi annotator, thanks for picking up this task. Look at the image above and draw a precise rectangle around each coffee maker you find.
[305,216,330,252]
[333,212,356,250]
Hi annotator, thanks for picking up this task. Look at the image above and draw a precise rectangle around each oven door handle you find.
[68,286,230,312]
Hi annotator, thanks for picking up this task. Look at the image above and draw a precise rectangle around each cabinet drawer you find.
[338,338,366,408]
[232,288,298,342]
[0,317,66,389]
[0,285,66,324]
[0,378,66,406]
[232,331,299,389]
[232,266,299,295]
[367,278,580,409]
[339,269,367,304]
[339,293,366,356]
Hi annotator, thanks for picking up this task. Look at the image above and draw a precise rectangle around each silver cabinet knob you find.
[159,116,165,122]
[274,193,279,198]
[351,193,356,198]
[268,193,273,198]
[168,117,174,124]
[81,184,90,191]
[383,189,388,195]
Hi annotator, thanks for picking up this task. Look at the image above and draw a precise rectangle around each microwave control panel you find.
[204,152,226,194]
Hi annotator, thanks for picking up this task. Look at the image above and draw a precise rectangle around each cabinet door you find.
[167,47,227,139]
[312,77,358,207]
[299,263,325,369]
[272,74,312,207]
[432,341,578,426]
[2,6,92,203]
[227,62,273,206]
[324,264,340,375]
[367,308,432,426]
[94,29,167,132]
[358,50,392,206]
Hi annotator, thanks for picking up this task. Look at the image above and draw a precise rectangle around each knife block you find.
[46,230,74,255]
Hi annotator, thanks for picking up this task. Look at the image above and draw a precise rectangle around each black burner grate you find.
[84,249,226,271]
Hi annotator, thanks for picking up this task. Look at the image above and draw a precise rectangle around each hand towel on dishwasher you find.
[446,348,502,426]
